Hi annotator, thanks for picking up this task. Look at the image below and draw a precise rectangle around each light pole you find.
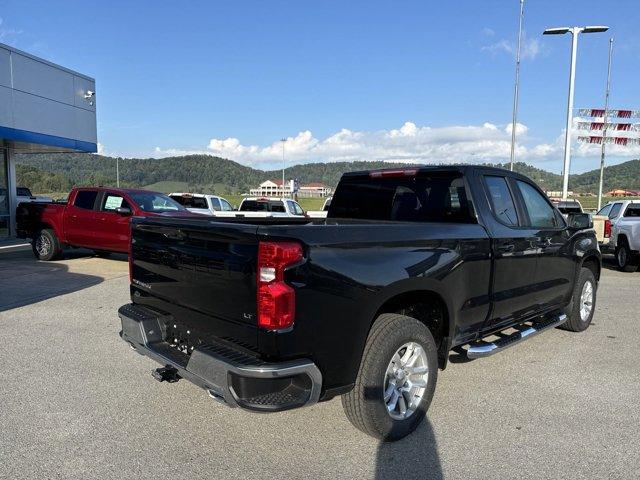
[509,0,525,172]
[116,157,120,187]
[280,138,286,198]
[543,25,609,200]
[597,38,614,211]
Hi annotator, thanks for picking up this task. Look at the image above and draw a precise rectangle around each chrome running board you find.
[466,313,567,359]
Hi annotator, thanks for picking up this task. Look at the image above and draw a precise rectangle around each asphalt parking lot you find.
[1,250,639,480]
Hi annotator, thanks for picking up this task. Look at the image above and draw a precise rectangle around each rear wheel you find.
[341,313,438,441]
[560,267,597,332]
[32,228,61,261]
[615,240,637,272]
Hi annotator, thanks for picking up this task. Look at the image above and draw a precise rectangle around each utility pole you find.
[597,38,614,211]
[509,0,525,172]
[281,138,286,198]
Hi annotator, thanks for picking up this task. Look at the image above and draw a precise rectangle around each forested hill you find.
[13,152,640,195]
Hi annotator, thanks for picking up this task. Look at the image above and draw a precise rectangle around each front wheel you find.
[341,313,438,441]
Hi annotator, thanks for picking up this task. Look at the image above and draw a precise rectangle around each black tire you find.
[341,313,438,441]
[32,228,61,261]
[93,250,112,258]
[559,267,597,332]
[615,239,637,272]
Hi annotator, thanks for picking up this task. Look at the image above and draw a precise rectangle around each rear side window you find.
[597,204,612,217]
[270,201,286,213]
[220,199,233,211]
[209,198,221,210]
[609,203,622,219]
[484,176,518,226]
[17,187,32,196]
[74,190,98,210]
[330,173,474,223]
[516,181,557,228]
[624,205,640,217]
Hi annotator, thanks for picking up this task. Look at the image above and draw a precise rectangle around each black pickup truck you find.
[119,166,600,440]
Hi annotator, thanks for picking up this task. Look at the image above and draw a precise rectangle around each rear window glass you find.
[74,190,98,210]
[624,206,640,217]
[240,200,285,212]
[484,176,518,226]
[171,195,208,209]
[17,187,32,196]
[329,173,474,223]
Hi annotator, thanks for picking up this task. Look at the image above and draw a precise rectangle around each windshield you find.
[129,192,186,213]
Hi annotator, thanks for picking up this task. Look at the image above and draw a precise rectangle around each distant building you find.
[250,179,332,198]
[545,190,574,199]
[606,189,640,197]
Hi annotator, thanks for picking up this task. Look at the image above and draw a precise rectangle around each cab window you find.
[220,199,233,211]
[484,176,518,226]
[102,194,130,212]
[73,190,98,210]
[609,203,622,219]
[209,197,221,211]
[596,204,612,217]
[516,180,557,228]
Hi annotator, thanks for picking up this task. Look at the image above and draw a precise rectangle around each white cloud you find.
[482,27,495,37]
[151,118,640,172]
[482,36,541,60]
[0,17,22,42]
[96,142,105,155]
[505,122,528,135]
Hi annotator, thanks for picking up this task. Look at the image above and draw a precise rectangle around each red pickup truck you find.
[16,187,194,260]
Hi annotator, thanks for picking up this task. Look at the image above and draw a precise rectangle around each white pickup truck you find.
[610,202,640,271]
[169,193,235,216]
[593,200,640,253]
[224,197,306,218]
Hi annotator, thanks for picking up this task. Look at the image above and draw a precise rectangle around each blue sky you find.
[2,0,639,172]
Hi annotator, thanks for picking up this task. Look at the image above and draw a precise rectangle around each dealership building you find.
[0,42,97,239]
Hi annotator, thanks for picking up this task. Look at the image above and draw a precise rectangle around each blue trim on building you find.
[0,126,97,153]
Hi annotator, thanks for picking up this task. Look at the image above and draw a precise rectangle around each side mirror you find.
[567,213,592,230]
[115,207,132,216]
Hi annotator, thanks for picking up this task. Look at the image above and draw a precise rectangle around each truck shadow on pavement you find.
[0,250,127,312]
[375,417,443,480]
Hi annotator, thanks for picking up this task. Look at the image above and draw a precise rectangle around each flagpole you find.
[509,0,525,171]
[597,38,614,211]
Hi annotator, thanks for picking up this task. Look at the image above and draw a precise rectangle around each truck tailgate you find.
[130,217,261,350]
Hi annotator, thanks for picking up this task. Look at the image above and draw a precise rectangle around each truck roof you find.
[72,186,163,195]
[341,164,513,178]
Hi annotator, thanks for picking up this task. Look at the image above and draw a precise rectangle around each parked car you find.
[552,199,582,215]
[17,187,195,260]
[169,193,234,216]
[119,165,600,441]
[593,200,640,252]
[0,187,53,209]
[213,197,306,218]
[610,202,640,271]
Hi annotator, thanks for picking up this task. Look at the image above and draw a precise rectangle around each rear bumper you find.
[118,303,322,412]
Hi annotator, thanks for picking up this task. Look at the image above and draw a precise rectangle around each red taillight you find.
[257,241,303,330]
[604,219,612,238]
